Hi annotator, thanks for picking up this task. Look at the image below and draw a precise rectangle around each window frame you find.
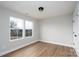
[9,16,24,41]
[25,20,33,38]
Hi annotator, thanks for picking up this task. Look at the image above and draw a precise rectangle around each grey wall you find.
[39,14,73,46]
[0,6,39,56]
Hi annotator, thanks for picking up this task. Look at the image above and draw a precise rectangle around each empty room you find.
[0,1,79,57]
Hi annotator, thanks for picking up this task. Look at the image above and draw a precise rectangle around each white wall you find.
[40,14,73,46]
[0,6,39,56]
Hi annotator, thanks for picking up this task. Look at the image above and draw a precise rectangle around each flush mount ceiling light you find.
[38,7,44,12]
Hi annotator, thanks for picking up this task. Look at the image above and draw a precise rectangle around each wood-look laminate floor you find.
[4,41,77,57]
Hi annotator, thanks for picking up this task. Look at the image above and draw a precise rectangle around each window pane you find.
[10,17,17,28]
[25,20,33,29]
[10,29,18,40]
[18,29,23,37]
[10,17,24,40]
[25,20,33,37]
[16,18,24,38]
[25,29,32,36]
[16,18,24,29]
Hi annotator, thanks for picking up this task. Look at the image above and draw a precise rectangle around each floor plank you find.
[3,41,77,57]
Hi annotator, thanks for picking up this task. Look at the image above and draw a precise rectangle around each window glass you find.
[10,17,24,40]
[25,20,33,37]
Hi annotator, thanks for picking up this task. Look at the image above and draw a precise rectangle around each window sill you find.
[9,37,24,42]
[25,36,32,39]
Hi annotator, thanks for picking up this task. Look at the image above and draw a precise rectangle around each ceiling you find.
[0,1,76,19]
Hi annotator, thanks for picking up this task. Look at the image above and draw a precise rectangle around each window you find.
[10,17,24,40]
[25,20,33,37]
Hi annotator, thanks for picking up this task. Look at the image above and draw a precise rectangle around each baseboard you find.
[0,40,38,56]
[40,40,74,48]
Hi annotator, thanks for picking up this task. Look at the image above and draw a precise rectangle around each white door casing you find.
[73,2,79,56]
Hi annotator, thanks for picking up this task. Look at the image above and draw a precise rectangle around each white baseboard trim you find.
[40,40,74,48]
[0,40,38,56]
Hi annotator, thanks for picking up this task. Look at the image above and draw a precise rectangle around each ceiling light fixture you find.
[38,7,44,12]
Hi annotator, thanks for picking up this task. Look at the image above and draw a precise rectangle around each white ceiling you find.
[0,1,76,19]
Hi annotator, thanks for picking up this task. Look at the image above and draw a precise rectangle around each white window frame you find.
[9,16,24,41]
[25,20,33,38]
